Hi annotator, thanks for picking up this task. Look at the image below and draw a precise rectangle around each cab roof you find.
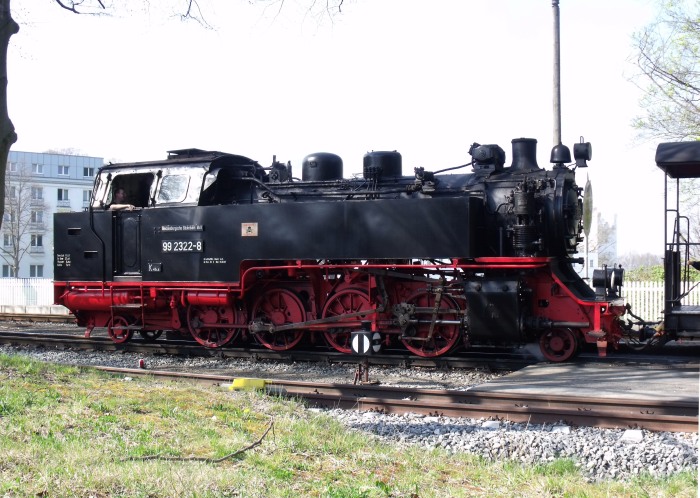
[655,141,700,179]
[98,149,259,172]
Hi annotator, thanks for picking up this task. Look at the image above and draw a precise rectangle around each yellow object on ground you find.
[229,378,267,390]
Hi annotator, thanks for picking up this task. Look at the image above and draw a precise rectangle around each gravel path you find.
[0,343,696,482]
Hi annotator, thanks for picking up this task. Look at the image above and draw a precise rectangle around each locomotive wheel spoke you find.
[322,288,372,354]
[187,305,241,348]
[539,328,579,362]
[107,315,133,344]
[401,292,460,357]
[252,288,305,351]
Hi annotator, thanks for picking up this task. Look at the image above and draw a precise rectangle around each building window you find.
[83,167,94,177]
[31,234,43,247]
[32,163,43,174]
[29,265,44,278]
[9,186,16,198]
[8,162,17,173]
[58,165,69,176]
[3,211,14,223]
[2,265,15,278]
[57,189,69,201]
[31,186,43,200]
[30,210,43,224]
[3,234,13,247]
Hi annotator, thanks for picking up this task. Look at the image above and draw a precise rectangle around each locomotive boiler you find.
[53,137,627,361]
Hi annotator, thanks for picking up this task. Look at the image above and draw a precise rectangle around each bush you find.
[625,264,700,282]
[625,265,666,282]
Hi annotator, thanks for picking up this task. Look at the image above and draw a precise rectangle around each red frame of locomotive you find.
[56,255,625,361]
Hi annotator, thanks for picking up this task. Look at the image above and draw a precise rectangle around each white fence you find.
[0,278,699,322]
[0,278,69,315]
[624,281,700,322]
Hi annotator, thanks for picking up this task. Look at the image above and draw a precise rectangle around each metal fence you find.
[1,278,699,322]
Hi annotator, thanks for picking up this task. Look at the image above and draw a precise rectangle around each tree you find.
[631,0,700,141]
[0,2,19,233]
[617,252,664,270]
[1,163,48,277]
[593,212,618,266]
[631,0,700,258]
[43,148,85,156]
[579,209,618,267]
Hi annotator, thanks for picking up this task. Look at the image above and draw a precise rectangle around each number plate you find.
[161,240,204,253]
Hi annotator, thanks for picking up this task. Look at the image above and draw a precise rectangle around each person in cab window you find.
[109,187,135,211]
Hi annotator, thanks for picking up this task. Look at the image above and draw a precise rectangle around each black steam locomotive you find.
[54,137,632,361]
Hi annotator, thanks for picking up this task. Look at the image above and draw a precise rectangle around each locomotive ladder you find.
[109,285,146,330]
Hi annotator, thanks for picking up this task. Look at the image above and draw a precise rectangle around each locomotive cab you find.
[655,141,700,341]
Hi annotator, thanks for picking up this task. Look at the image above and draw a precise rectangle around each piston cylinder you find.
[186,291,231,307]
[62,290,132,311]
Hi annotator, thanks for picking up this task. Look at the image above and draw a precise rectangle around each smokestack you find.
[509,138,540,171]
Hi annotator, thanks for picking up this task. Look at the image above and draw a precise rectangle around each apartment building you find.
[2,150,103,279]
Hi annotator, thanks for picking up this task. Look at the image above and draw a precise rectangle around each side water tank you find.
[302,152,343,181]
[363,151,402,179]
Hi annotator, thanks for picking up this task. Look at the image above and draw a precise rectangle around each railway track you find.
[1,325,696,432]
[91,366,698,433]
[0,330,533,371]
[1,324,698,371]
[0,313,74,324]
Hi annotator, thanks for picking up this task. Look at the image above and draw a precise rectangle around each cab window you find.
[158,175,190,203]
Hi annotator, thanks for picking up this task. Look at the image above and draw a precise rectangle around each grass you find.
[0,353,695,497]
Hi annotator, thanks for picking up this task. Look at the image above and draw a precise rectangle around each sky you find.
[9,0,666,256]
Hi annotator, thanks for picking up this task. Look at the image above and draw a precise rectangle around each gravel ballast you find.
[0,344,696,482]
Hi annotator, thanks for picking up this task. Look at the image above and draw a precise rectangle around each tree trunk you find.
[0,0,18,232]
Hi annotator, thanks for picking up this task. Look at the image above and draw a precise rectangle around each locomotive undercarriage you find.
[57,258,627,362]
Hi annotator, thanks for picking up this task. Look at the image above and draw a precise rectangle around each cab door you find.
[114,211,142,279]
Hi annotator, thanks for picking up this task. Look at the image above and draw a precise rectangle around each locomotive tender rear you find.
[54,138,625,361]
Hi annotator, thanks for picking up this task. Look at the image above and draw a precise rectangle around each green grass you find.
[0,353,695,497]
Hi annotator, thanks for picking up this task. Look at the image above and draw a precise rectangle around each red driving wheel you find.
[251,288,305,351]
[400,291,461,357]
[322,288,372,354]
[187,305,242,348]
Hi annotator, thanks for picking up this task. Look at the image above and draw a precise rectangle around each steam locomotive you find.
[54,137,638,361]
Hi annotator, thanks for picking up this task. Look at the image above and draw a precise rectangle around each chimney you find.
[509,138,540,171]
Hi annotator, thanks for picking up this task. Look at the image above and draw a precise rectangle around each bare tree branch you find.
[124,419,274,462]
[179,0,212,28]
[1,164,49,276]
[255,0,345,26]
[54,0,106,15]
[629,0,700,141]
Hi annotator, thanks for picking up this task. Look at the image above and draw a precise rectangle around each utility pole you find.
[552,0,562,147]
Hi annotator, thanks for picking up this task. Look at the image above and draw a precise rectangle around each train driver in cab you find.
[108,187,135,211]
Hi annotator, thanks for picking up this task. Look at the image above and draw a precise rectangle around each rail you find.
[0,331,531,371]
[93,366,698,433]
